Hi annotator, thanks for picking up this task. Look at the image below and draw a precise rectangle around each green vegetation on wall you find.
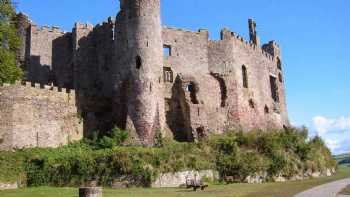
[0,0,23,84]
[0,127,336,187]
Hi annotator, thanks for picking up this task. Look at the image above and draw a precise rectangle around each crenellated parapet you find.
[30,24,67,35]
[262,40,281,58]
[163,25,279,63]
[74,22,94,31]
[218,28,278,62]
[0,81,82,151]
[163,26,209,36]
[0,81,76,105]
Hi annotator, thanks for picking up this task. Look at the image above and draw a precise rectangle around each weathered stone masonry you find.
[0,82,82,150]
[1,0,289,148]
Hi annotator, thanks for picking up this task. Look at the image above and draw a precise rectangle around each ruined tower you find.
[248,19,260,46]
[115,0,165,146]
[15,13,31,69]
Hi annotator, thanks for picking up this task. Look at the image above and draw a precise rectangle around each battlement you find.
[262,40,281,58]
[95,17,115,28]
[0,81,75,96]
[0,83,82,151]
[74,22,94,31]
[30,24,66,35]
[266,40,280,48]
[218,28,277,62]
[17,12,29,18]
[17,12,33,24]
[163,26,209,37]
[163,26,277,62]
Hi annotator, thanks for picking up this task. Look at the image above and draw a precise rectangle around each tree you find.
[0,0,22,84]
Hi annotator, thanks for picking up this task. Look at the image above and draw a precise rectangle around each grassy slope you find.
[339,184,350,195]
[1,166,349,197]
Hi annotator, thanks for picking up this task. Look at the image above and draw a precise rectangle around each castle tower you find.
[117,0,165,146]
[248,19,260,46]
[16,13,31,69]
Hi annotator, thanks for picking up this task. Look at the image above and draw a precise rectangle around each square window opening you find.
[163,45,172,57]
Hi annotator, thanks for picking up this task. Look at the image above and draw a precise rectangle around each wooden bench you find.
[224,176,235,184]
[186,178,208,191]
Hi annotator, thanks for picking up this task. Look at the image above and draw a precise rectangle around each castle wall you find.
[162,28,232,138]
[27,25,72,86]
[72,23,95,93]
[72,21,120,137]
[162,26,289,138]
[52,33,74,89]
[208,35,241,131]
[162,28,209,76]
[209,29,289,130]
[93,20,115,96]
[0,82,83,150]
[14,1,290,146]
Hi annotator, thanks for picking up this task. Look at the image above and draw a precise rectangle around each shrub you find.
[85,127,129,149]
[0,127,336,187]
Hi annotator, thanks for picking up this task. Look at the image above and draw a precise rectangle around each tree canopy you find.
[0,0,22,84]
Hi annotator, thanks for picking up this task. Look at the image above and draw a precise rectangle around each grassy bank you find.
[0,165,349,197]
[339,183,350,195]
[0,127,336,187]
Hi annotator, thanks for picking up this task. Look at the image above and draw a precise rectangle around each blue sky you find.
[17,0,350,154]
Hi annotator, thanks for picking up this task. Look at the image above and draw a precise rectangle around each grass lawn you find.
[339,184,350,195]
[1,165,349,197]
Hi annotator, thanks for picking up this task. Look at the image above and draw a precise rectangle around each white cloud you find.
[313,116,350,135]
[325,139,341,152]
[312,116,350,154]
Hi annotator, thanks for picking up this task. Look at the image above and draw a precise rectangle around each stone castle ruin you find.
[0,0,289,149]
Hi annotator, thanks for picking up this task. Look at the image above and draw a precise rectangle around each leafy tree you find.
[0,0,22,84]
[98,127,129,149]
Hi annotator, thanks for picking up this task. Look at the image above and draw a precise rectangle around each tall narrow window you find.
[242,65,248,88]
[187,82,199,104]
[277,57,282,70]
[163,45,171,57]
[136,55,142,69]
[249,99,255,109]
[264,105,270,114]
[163,67,173,82]
[270,76,279,103]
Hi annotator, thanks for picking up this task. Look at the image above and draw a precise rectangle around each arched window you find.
[135,55,142,69]
[278,73,283,83]
[264,105,270,114]
[277,57,282,70]
[242,65,248,88]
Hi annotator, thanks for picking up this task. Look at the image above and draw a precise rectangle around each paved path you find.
[295,178,350,197]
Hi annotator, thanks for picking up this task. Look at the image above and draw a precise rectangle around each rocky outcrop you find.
[244,168,336,184]
[152,170,218,188]
[0,182,18,190]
